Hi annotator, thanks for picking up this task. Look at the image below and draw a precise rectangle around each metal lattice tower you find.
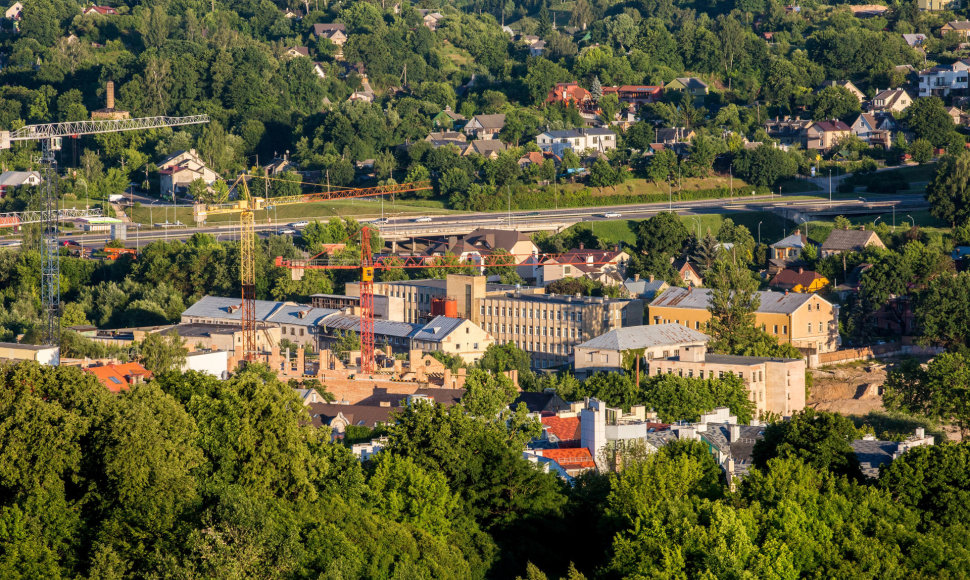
[240,206,256,361]
[39,142,59,346]
[360,227,375,374]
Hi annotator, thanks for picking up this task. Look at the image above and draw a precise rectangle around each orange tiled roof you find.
[84,362,152,393]
[542,416,581,445]
[542,447,596,469]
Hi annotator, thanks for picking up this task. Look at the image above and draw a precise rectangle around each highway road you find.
[4,191,928,248]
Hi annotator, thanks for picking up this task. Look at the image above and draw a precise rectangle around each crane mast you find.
[2,113,210,347]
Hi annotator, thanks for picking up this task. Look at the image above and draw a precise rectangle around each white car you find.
[414,217,433,223]
[602,212,622,218]
[279,228,297,235]
[290,221,309,228]
[373,218,389,225]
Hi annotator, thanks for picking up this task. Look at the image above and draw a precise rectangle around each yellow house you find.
[648,287,840,354]
[769,267,829,293]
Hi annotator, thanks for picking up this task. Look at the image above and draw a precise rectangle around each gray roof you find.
[413,316,465,342]
[578,324,709,352]
[467,114,506,130]
[624,277,667,298]
[182,296,338,326]
[851,438,900,478]
[771,232,808,249]
[319,314,419,339]
[0,171,41,187]
[821,229,882,251]
[493,292,637,306]
[541,128,616,139]
[650,287,817,315]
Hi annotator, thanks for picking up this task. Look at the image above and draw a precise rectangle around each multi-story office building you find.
[351,275,642,368]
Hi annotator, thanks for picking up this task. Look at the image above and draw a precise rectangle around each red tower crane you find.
[276,229,627,373]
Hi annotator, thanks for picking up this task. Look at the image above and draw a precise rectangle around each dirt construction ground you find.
[808,362,888,415]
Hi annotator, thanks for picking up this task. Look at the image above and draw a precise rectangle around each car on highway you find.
[279,228,297,235]
[373,218,389,224]
[61,240,81,247]
[290,221,309,228]
[414,217,433,223]
[602,212,622,218]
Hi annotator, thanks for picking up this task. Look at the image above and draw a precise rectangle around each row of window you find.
[656,367,763,382]
[482,304,582,322]
[487,321,583,341]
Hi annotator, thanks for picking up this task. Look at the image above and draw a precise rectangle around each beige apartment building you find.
[648,344,806,417]
[648,287,840,354]
[354,275,642,368]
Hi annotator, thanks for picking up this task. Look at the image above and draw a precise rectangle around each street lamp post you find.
[757,220,763,246]
[800,217,809,243]
[906,214,915,228]
[828,168,832,206]
[668,177,672,211]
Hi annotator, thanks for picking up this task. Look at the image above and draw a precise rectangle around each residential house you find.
[294,387,327,405]
[536,128,617,157]
[649,344,806,416]
[463,114,505,140]
[84,362,152,393]
[514,391,573,414]
[805,120,852,151]
[818,80,866,102]
[536,412,582,447]
[623,274,669,300]
[425,131,467,150]
[283,7,302,18]
[545,82,593,107]
[941,20,970,38]
[312,62,327,79]
[156,149,220,196]
[850,113,895,148]
[462,139,506,159]
[764,116,813,147]
[672,258,703,287]
[431,106,466,130]
[82,5,119,16]
[902,33,928,47]
[285,46,310,59]
[308,402,393,436]
[4,2,21,20]
[0,170,41,197]
[947,106,964,124]
[769,267,830,293]
[528,447,597,478]
[311,22,347,46]
[655,127,695,144]
[820,227,886,257]
[919,59,970,97]
[416,9,444,30]
[529,40,546,57]
[665,77,709,102]
[347,74,375,103]
[538,245,629,287]
[770,230,809,261]
[869,89,913,113]
[920,0,959,9]
[851,429,935,479]
[649,286,841,354]
[602,85,663,105]
[518,151,547,168]
[573,323,710,378]
[426,227,539,280]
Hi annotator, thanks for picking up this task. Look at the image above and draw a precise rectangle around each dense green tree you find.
[811,85,861,122]
[753,409,862,479]
[906,97,956,148]
[138,331,188,374]
[927,151,970,226]
[884,353,970,439]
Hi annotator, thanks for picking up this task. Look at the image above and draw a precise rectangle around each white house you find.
[0,170,42,196]
[182,349,229,379]
[5,1,22,20]
[919,59,970,97]
[869,88,913,113]
[156,149,220,197]
[536,128,617,157]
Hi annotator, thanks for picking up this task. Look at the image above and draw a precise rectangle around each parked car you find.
[414,217,432,223]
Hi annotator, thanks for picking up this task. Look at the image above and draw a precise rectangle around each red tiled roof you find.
[542,416,581,446]
[84,362,152,393]
[542,447,596,469]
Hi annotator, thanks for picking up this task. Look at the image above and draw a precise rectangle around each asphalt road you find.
[29,191,927,248]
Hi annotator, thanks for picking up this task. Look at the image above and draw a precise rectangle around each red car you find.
[61,240,81,247]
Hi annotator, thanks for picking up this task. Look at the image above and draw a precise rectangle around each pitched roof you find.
[650,287,818,315]
[467,114,506,130]
[770,231,809,249]
[578,323,709,351]
[413,316,466,342]
[541,416,581,446]
[813,120,851,132]
[624,277,667,298]
[769,268,827,290]
[308,403,393,429]
[944,20,970,30]
[182,296,338,326]
[312,22,346,34]
[84,363,152,393]
[0,171,41,187]
[319,314,420,339]
[541,447,596,469]
[670,77,708,90]
[821,228,881,251]
[513,391,571,414]
[465,140,506,155]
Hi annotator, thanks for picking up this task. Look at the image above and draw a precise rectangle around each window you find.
[465,327,470,334]
[480,305,485,315]
[783,325,788,334]
[695,321,700,330]
[699,370,704,379]
[299,328,304,336]
[773,324,778,334]
[808,322,813,333]
[688,369,693,378]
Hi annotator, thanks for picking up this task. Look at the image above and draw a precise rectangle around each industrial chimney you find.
[106,80,115,110]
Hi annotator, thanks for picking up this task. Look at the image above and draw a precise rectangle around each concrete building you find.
[536,128,617,157]
[919,59,970,97]
[162,322,282,355]
[851,429,936,478]
[649,287,840,354]
[156,149,220,197]
[920,0,959,8]
[573,323,710,378]
[310,293,402,321]
[648,344,806,417]
[354,275,642,368]
[0,342,59,365]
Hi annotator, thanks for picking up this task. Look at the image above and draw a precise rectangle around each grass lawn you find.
[566,211,795,247]
[127,198,455,227]
[805,209,950,243]
[561,175,754,198]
